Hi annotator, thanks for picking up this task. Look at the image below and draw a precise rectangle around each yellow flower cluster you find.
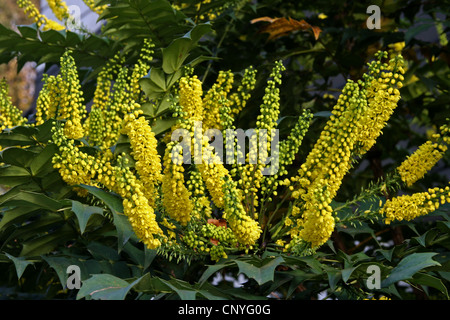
[35,51,87,139]
[16,0,64,31]
[186,168,212,219]
[0,79,27,131]
[130,39,155,102]
[123,114,163,206]
[51,125,103,196]
[52,124,164,249]
[283,53,406,251]
[198,135,229,209]
[397,139,447,187]
[57,51,87,139]
[287,81,367,249]
[358,53,405,154]
[202,70,234,130]
[179,75,204,121]
[35,75,60,125]
[161,141,193,226]
[114,155,164,249]
[380,185,450,224]
[261,109,312,201]
[239,61,285,210]
[47,0,70,21]
[82,0,108,15]
[228,66,257,117]
[222,176,261,246]
[84,55,123,146]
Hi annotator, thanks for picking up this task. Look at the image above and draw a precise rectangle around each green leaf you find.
[411,272,449,299]
[327,270,341,291]
[29,144,58,176]
[0,191,68,212]
[0,165,32,187]
[0,147,35,168]
[71,201,103,234]
[139,78,166,100]
[78,185,136,250]
[381,253,441,288]
[199,260,235,284]
[152,118,178,135]
[159,278,198,300]
[87,241,120,261]
[235,256,285,286]
[0,206,41,231]
[76,274,140,300]
[42,255,73,289]
[20,224,75,257]
[161,23,212,74]
[4,253,34,280]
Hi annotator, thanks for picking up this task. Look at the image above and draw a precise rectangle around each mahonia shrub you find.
[0,0,449,301]
[1,43,449,262]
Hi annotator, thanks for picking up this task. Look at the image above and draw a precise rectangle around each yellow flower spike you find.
[16,0,65,30]
[380,185,450,224]
[123,116,163,206]
[0,79,27,131]
[47,0,70,21]
[179,75,204,121]
[161,141,193,226]
[82,0,108,15]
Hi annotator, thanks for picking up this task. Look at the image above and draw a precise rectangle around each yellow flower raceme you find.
[0,79,27,131]
[57,51,87,139]
[357,53,405,154]
[35,75,60,125]
[82,0,108,15]
[222,176,262,246]
[380,185,450,224]
[296,184,335,248]
[114,156,163,249]
[239,61,285,209]
[161,141,193,226]
[228,66,257,117]
[123,114,163,206]
[202,70,234,131]
[16,0,65,30]
[47,0,70,21]
[130,39,154,102]
[186,168,212,219]
[197,135,229,209]
[179,75,204,121]
[397,140,447,187]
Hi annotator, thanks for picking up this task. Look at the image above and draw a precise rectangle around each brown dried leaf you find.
[251,16,321,41]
